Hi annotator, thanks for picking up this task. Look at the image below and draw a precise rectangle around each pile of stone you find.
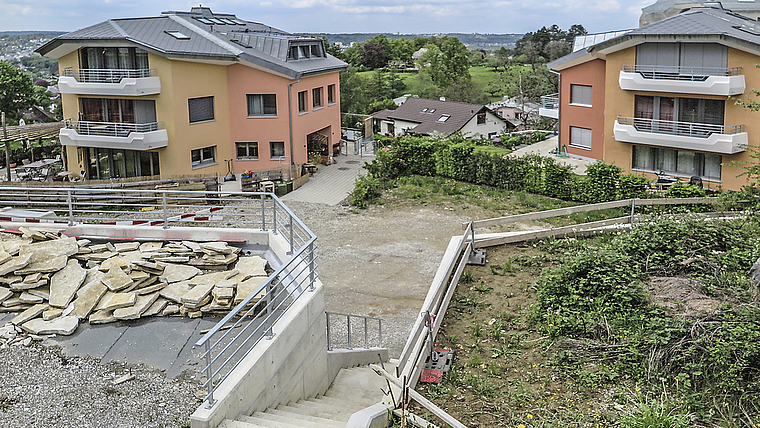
[0,227,270,337]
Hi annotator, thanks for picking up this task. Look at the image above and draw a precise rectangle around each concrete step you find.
[323,366,387,408]
[241,410,343,428]
[279,400,353,420]
[218,419,260,428]
[268,407,348,426]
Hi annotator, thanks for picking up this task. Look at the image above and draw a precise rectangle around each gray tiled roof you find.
[643,0,760,14]
[374,98,505,136]
[36,7,347,78]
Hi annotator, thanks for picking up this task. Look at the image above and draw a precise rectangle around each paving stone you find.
[139,242,163,252]
[19,236,79,259]
[42,307,63,321]
[200,242,233,254]
[11,303,48,325]
[89,244,110,253]
[2,296,22,307]
[0,251,12,265]
[135,281,165,295]
[201,301,232,312]
[27,285,50,300]
[19,292,43,304]
[114,292,159,320]
[161,304,180,316]
[10,279,47,291]
[0,238,29,255]
[23,272,43,283]
[182,293,212,309]
[87,251,117,262]
[158,263,199,284]
[212,285,235,301]
[94,291,115,311]
[154,256,190,263]
[0,287,11,303]
[133,261,164,275]
[76,239,91,247]
[0,275,22,285]
[49,259,87,308]
[158,281,192,303]
[181,241,201,252]
[89,309,116,324]
[142,297,169,317]
[114,242,140,252]
[69,281,108,320]
[99,256,129,272]
[100,292,136,311]
[232,255,268,280]
[189,253,237,267]
[129,270,150,281]
[235,276,268,305]
[22,315,78,335]
[101,264,134,292]
[189,270,239,287]
[0,253,33,276]
[15,255,68,275]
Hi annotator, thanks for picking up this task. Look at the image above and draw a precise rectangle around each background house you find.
[544,3,760,191]
[371,97,508,139]
[37,7,347,180]
[486,96,539,130]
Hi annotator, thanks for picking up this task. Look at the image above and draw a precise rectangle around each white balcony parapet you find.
[60,119,168,151]
[619,65,745,96]
[58,68,160,96]
[614,116,747,155]
[539,93,559,119]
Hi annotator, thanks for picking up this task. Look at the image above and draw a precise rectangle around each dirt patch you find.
[646,276,724,315]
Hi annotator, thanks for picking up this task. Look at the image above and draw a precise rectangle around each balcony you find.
[539,93,559,119]
[619,65,745,96]
[614,116,746,155]
[59,120,168,151]
[58,68,160,96]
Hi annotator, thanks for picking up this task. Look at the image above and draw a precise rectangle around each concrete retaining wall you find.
[190,281,329,428]
[327,348,389,386]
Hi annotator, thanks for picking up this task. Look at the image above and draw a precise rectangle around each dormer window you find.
[287,42,326,60]
[166,30,190,40]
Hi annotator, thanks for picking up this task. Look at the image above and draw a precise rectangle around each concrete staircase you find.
[218,366,387,428]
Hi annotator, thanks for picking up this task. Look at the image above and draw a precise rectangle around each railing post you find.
[162,192,169,229]
[287,217,294,255]
[261,194,266,231]
[630,199,636,226]
[203,341,216,409]
[67,190,74,226]
[326,312,332,351]
[272,201,278,235]
[265,277,275,339]
[364,317,368,349]
[308,241,315,292]
[347,315,352,350]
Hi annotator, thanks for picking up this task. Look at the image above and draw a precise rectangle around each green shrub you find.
[542,160,573,200]
[666,181,706,198]
[619,174,650,199]
[573,161,622,203]
[349,175,382,208]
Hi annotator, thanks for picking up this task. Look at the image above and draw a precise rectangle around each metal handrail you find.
[60,67,156,83]
[622,64,742,80]
[63,119,163,137]
[540,93,559,109]
[325,311,383,351]
[617,115,744,138]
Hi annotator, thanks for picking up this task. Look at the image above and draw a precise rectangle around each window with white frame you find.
[236,142,259,160]
[312,87,323,109]
[246,94,277,117]
[327,84,336,104]
[270,141,285,159]
[569,126,592,149]
[570,84,592,106]
[188,96,214,123]
[191,146,216,167]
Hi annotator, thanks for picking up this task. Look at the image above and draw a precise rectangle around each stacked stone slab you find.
[0,228,271,337]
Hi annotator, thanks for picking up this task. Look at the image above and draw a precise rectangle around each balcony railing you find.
[61,68,156,83]
[63,119,162,137]
[617,116,744,138]
[622,64,742,81]
[541,93,559,109]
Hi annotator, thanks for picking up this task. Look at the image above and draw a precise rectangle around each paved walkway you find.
[511,135,593,174]
[281,153,374,205]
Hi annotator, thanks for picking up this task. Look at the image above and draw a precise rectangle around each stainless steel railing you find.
[622,64,742,80]
[617,115,744,138]
[60,67,156,83]
[541,93,559,110]
[63,119,163,137]
[325,311,383,351]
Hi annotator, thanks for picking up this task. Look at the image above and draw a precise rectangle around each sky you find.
[1,0,653,35]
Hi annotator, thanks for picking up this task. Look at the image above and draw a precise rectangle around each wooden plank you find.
[371,365,468,428]
[634,197,718,206]
[392,409,443,428]
[465,199,632,229]
[474,216,631,248]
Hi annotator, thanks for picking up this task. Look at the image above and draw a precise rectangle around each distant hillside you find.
[0,31,65,36]
[301,33,523,47]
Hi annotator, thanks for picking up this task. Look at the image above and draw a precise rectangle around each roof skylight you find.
[166,30,190,40]
[437,114,450,122]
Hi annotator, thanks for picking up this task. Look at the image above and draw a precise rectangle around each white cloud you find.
[595,0,620,12]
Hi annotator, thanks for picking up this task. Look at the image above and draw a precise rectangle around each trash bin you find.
[276,183,289,196]
[286,181,293,193]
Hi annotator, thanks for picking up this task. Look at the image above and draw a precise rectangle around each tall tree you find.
[420,36,471,89]
[0,61,34,122]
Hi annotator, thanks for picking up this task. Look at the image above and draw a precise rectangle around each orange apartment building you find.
[36,7,347,180]
[543,3,760,191]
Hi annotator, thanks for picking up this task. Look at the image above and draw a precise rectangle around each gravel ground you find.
[0,199,480,427]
